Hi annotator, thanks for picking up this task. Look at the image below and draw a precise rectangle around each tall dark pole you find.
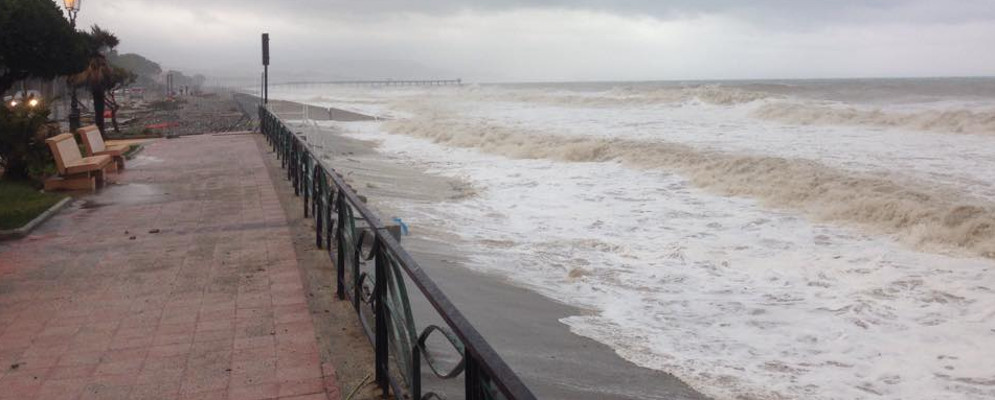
[67,13,80,132]
[262,33,269,104]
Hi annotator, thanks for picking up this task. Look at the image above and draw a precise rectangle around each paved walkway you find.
[0,134,340,400]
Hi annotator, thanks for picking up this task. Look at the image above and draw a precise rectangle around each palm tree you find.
[69,26,119,138]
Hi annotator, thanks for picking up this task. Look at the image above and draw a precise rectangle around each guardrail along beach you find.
[272,79,463,89]
[258,104,536,400]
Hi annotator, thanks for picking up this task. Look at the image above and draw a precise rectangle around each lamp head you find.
[63,0,81,12]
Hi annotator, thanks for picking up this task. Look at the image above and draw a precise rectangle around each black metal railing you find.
[258,105,537,400]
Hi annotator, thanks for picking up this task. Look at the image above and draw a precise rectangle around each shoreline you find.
[273,109,708,399]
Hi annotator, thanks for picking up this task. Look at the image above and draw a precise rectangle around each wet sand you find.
[277,113,708,400]
[266,98,377,122]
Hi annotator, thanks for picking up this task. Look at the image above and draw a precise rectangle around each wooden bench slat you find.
[65,155,112,174]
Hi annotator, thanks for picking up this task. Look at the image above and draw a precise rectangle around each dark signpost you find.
[261,33,269,104]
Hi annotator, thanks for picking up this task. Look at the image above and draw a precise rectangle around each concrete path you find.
[0,134,341,400]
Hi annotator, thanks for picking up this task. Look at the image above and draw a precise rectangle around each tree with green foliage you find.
[69,26,119,137]
[108,51,162,92]
[0,104,59,182]
[0,0,86,95]
[108,51,162,78]
[106,66,137,132]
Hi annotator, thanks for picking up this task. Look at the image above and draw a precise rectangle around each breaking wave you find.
[385,117,995,258]
[753,102,995,135]
[454,85,773,107]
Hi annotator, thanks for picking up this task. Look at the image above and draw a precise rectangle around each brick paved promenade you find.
[0,134,341,399]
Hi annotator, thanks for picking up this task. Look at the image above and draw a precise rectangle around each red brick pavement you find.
[0,135,341,400]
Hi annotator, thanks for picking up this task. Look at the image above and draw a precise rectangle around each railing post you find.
[465,355,484,400]
[280,127,287,165]
[313,170,320,223]
[292,143,298,193]
[284,129,290,168]
[314,173,322,249]
[335,194,346,300]
[325,186,333,250]
[287,140,293,182]
[412,346,422,400]
[325,189,333,252]
[303,159,310,217]
[293,143,301,195]
[374,237,389,395]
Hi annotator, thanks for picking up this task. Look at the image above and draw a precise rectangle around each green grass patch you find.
[122,144,141,159]
[0,181,67,230]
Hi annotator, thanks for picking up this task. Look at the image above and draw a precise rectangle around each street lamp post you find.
[63,0,82,132]
[63,0,80,27]
[261,33,269,104]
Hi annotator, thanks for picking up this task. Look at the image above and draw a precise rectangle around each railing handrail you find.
[270,79,463,87]
[255,102,536,400]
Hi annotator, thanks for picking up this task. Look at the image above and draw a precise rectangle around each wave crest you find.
[385,117,995,258]
[455,85,773,107]
[753,102,995,135]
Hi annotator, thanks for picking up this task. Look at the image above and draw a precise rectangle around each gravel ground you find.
[111,92,256,138]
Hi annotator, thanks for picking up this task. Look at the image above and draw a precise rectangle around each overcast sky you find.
[70,0,995,82]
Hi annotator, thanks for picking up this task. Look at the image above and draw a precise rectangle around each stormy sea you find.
[268,78,995,400]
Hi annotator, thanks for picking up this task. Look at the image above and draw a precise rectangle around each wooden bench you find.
[44,133,115,191]
[78,125,128,170]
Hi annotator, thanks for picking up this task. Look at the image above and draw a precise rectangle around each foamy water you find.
[270,79,995,400]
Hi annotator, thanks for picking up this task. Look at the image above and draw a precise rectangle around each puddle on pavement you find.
[79,183,166,209]
[129,155,164,167]
[103,183,165,204]
[80,200,108,209]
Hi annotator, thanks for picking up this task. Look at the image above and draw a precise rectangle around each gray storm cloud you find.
[105,0,995,24]
[70,0,995,82]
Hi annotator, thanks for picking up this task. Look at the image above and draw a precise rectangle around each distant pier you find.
[274,79,462,89]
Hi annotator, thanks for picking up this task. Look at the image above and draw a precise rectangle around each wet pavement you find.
[0,134,341,400]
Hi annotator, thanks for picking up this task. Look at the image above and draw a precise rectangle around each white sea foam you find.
[274,79,995,400]
[327,121,995,400]
[380,115,995,258]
